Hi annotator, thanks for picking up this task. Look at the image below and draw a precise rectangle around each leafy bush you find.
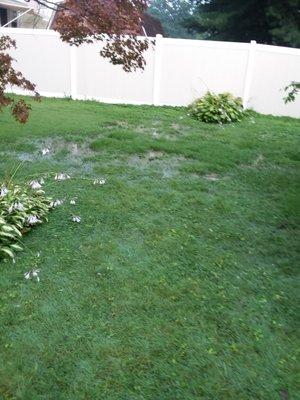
[189,92,244,124]
[0,182,52,260]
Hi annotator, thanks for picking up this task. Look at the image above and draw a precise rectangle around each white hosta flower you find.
[42,148,50,156]
[205,174,219,182]
[24,269,40,282]
[55,199,64,206]
[70,199,76,205]
[50,199,64,208]
[24,272,31,280]
[27,215,41,225]
[29,180,42,190]
[8,202,24,213]
[55,173,71,181]
[0,186,8,197]
[72,216,81,223]
[14,202,24,211]
[93,178,106,186]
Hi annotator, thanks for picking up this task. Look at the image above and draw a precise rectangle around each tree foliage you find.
[148,0,197,39]
[284,81,300,104]
[1,0,149,123]
[0,36,38,123]
[188,0,300,47]
[51,0,149,72]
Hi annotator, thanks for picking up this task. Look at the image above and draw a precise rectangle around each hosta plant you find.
[0,181,52,260]
[189,92,244,124]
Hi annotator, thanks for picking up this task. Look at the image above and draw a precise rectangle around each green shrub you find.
[189,92,244,124]
[0,182,52,260]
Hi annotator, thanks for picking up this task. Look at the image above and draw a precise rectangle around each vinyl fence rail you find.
[2,28,300,118]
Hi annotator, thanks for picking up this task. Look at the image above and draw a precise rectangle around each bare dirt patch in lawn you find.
[0,138,98,175]
[127,152,188,178]
[204,173,220,182]
[35,138,95,159]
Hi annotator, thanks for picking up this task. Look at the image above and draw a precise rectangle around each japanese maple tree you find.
[0,0,149,123]
[0,35,38,123]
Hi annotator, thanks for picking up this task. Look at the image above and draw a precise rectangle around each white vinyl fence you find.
[2,28,300,118]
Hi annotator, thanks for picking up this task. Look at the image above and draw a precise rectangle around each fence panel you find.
[75,42,155,105]
[5,29,71,97]
[158,38,250,106]
[1,28,300,118]
[249,45,300,117]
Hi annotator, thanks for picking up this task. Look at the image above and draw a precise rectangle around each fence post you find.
[70,45,78,99]
[243,40,256,109]
[152,34,163,106]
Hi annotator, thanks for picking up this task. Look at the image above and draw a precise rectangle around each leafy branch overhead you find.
[51,0,150,72]
[0,36,39,123]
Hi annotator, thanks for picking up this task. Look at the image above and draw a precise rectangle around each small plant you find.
[0,181,52,260]
[189,92,244,124]
[284,81,300,104]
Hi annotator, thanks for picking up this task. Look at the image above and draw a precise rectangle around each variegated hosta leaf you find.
[1,247,15,259]
[10,243,23,252]
[0,232,18,240]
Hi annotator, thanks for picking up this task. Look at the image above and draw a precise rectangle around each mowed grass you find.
[0,97,299,400]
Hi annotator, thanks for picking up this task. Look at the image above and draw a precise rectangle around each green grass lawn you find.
[0,98,299,400]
